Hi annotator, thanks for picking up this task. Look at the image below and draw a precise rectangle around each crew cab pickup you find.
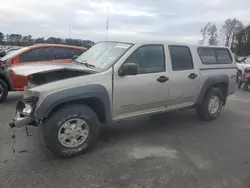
[9,41,237,157]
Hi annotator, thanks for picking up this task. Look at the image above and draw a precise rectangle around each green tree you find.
[0,32,4,43]
[35,37,45,43]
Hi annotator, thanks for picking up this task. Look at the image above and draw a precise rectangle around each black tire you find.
[0,79,8,103]
[42,104,100,158]
[196,87,223,121]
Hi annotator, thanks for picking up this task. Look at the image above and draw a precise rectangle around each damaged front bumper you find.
[9,96,39,128]
[9,113,35,128]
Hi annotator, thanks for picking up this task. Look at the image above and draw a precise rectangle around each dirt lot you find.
[0,90,250,188]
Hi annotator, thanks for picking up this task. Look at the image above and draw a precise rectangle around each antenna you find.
[106,7,109,41]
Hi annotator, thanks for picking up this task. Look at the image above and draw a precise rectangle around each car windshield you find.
[0,47,29,61]
[74,41,133,71]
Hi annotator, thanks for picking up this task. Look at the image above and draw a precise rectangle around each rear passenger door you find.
[52,47,77,63]
[167,45,200,107]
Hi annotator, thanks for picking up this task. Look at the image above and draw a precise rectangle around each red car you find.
[0,44,87,102]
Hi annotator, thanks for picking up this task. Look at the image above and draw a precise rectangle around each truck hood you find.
[9,62,99,76]
[9,62,99,87]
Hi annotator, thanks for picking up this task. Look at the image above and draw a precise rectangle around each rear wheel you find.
[196,87,223,121]
[42,104,100,158]
[0,79,8,103]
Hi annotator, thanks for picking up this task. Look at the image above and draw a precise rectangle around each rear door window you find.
[19,47,51,62]
[169,45,194,71]
[198,48,217,64]
[53,47,76,60]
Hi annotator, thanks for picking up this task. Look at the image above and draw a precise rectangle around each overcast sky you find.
[1,0,250,43]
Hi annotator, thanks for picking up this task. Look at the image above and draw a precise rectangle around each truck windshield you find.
[74,41,133,71]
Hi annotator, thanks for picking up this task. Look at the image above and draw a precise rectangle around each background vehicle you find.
[9,41,237,157]
[0,46,22,58]
[0,44,87,102]
[238,67,250,90]
[236,58,250,85]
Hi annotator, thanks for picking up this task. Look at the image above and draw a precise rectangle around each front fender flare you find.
[34,84,112,124]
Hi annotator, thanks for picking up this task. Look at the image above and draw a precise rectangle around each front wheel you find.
[0,79,8,103]
[196,88,223,121]
[42,104,100,158]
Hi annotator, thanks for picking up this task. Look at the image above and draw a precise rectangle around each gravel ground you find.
[0,90,250,188]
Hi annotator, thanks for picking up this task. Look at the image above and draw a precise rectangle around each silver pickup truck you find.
[9,41,237,157]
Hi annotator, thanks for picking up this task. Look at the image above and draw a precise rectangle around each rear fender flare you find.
[196,75,229,105]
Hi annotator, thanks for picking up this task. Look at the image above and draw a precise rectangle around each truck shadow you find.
[8,109,211,163]
[99,109,202,143]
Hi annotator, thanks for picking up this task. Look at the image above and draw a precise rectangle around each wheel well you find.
[210,82,228,104]
[48,97,107,124]
[0,75,11,90]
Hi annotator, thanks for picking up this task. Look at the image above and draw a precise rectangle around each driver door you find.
[112,44,170,120]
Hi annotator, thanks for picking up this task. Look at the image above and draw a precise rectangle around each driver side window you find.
[124,45,165,74]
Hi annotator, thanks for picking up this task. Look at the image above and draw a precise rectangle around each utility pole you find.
[106,7,109,41]
[69,24,71,39]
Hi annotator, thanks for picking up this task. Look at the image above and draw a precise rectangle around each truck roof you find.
[100,40,230,49]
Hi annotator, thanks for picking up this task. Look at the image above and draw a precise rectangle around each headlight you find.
[22,103,33,115]
[16,97,38,115]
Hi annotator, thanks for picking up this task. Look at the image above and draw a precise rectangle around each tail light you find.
[246,74,250,78]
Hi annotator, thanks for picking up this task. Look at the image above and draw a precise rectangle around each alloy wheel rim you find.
[208,96,220,114]
[58,118,89,148]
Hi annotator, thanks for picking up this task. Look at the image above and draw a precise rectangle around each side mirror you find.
[119,63,138,76]
[72,55,78,61]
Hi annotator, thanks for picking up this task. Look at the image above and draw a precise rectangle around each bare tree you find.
[222,18,243,47]
[207,24,218,45]
[200,23,211,45]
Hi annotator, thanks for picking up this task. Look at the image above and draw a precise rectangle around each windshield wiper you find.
[74,60,95,68]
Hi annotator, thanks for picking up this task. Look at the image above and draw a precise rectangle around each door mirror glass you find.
[119,63,138,76]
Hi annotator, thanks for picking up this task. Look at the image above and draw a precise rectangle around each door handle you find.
[188,73,197,79]
[157,76,169,83]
